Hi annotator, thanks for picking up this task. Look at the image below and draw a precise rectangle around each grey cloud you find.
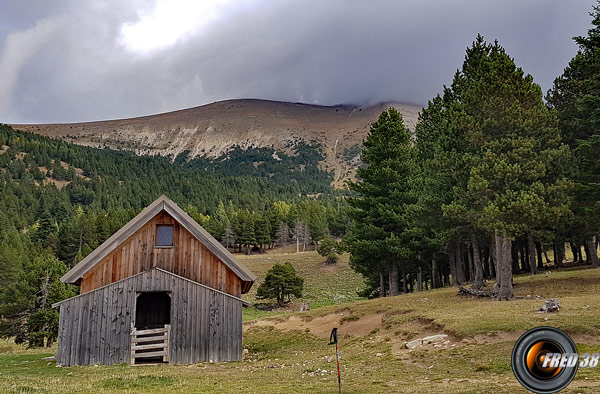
[0,0,595,123]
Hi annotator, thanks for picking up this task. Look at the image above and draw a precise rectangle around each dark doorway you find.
[135,292,171,329]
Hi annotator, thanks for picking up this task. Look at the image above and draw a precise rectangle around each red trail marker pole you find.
[328,327,341,394]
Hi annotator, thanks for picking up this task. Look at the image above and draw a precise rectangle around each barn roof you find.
[60,195,257,285]
[53,267,251,308]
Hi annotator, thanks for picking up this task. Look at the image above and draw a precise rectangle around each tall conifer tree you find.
[440,36,571,299]
[344,108,416,297]
[547,2,600,268]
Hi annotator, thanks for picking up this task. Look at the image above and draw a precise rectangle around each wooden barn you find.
[53,195,256,366]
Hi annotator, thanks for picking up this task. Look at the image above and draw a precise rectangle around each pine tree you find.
[34,210,57,249]
[254,217,272,252]
[412,94,458,288]
[212,201,230,239]
[343,108,416,297]
[95,213,111,245]
[0,229,32,303]
[444,36,571,299]
[0,251,75,347]
[221,225,236,250]
[51,159,65,180]
[256,262,304,307]
[307,205,327,250]
[547,2,600,268]
[235,210,256,254]
[318,237,342,264]
[50,199,70,225]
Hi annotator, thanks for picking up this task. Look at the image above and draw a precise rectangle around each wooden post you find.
[164,324,171,363]
[130,325,136,365]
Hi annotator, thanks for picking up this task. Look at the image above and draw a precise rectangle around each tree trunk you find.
[587,237,599,268]
[467,244,474,283]
[40,273,50,309]
[443,269,450,288]
[379,271,386,298]
[402,265,407,293]
[522,244,530,272]
[448,246,457,287]
[492,235,500,291]
[496,231,513,300]
[432,259,440,289]
[417,266,423,292]
[570,242,579,263]
[535,241,544,270]
[556,241,565,267]
[511,242,520,273]
[471,233,484,290]
[528,235,538,275]
[389,264,399,296]
[535,242,544,270]
[483,247,490,278]
[455,241,466,285]
[518,242,527,272]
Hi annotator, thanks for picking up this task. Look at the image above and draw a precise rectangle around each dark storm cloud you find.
[0,0,595,123]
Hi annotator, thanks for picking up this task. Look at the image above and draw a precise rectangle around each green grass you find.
[3,259,600,393]
[2,327,598,393]
[239,249,365,321]
[293,265,600,337]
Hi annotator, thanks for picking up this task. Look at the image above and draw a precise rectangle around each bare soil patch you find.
[43,178,70,189]
[246,309,383,338]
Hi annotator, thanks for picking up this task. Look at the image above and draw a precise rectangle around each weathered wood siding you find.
[57,268,243,366]
[80,211,242,297]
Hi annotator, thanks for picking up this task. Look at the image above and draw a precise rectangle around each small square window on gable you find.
[156,225,174,247]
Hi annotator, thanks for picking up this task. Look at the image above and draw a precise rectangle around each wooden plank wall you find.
[79,211,242,297]
[57,268,243,366]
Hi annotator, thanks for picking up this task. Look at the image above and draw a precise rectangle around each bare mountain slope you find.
[12,99,421,186]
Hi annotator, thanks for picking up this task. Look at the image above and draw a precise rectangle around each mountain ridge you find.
[10,99,422,187]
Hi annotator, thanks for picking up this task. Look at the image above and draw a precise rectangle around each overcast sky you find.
[0,0,596,123]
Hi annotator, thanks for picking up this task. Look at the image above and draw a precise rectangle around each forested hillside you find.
[0,124,349,345]
[12,99,421,187]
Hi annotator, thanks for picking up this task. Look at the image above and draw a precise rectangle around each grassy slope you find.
[2,252,600,393]
[239,248,365,321]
